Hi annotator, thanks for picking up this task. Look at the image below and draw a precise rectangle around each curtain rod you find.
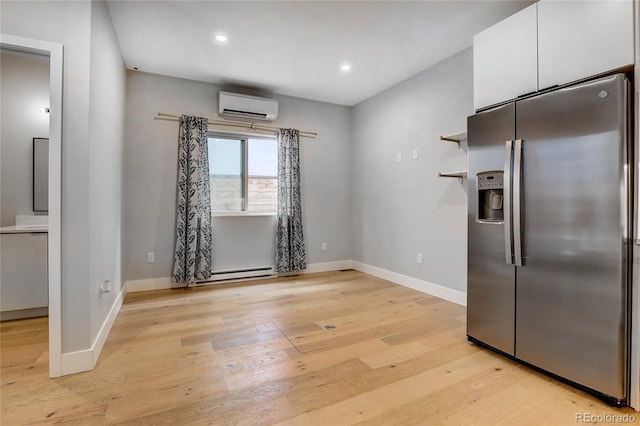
[155,112,317,139]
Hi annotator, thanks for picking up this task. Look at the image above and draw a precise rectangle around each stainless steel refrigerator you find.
[467,73,632,405]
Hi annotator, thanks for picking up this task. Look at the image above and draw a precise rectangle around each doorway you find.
[0,34,63,377]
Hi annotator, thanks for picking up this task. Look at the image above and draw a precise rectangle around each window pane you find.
[209,137,243,212]
[247,138,277,212]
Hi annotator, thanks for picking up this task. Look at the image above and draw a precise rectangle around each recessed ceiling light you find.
[340,63,351,72]
[215,34,228,43]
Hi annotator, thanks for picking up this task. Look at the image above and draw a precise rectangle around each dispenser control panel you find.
[476,171,504,223]
[477,173,503,190]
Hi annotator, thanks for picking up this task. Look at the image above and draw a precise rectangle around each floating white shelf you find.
[439,130,467,183]
[440,131,468,144]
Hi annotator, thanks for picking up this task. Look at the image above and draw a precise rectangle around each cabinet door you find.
[538,0,634,90]
[0,233,48,311]
[473,3,538,111]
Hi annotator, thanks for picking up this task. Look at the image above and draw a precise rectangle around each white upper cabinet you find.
[473,4,538,111]
[538,0,634,90]
[474,0,634,111]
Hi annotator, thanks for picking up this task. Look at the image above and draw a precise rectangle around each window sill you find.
[213,212,277,218]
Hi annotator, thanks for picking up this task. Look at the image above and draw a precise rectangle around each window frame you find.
[208,131,278,217]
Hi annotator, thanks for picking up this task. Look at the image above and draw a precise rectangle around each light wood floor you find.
[1,270,636,425]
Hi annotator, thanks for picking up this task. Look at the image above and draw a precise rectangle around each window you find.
[208,134,278,214]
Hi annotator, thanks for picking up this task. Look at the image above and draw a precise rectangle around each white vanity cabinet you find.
[537,0,634,90]
[473,3,538,111]
[0,232,48,319]
[474,1,634,111]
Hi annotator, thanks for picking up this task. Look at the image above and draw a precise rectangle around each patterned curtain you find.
[275,128,307,273]
[172,115,213,285]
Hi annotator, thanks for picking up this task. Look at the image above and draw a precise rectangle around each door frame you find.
[0,33,63,378]
[631,0,640,410]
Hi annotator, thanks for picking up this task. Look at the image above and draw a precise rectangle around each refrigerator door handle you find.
[513,139,523,267]
[504,140,513,265]
[623,163,628,240]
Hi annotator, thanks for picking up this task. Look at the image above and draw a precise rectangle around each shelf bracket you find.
[440,131,467,147]
[440,136,462,143]
[438,171,467,183]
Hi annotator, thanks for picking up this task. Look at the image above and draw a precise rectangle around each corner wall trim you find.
[60,349,93,376]
[351,261,467,307]
[60,287,124,376]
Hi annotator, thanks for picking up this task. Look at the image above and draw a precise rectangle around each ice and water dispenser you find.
[476,171,504,222]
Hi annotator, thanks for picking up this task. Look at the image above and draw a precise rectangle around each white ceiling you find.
[106,1,532,106]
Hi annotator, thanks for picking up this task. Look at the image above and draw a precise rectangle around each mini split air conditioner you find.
[218,91,278,121]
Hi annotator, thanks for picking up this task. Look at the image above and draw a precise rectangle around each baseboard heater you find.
[196,266,276,285]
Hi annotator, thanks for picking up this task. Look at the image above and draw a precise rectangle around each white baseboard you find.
[125,276,175,293]
[351,261,467,307]
[92,288,124,365]
[60,287,124,376]
[125,261,355,292]
[123,261,466,307]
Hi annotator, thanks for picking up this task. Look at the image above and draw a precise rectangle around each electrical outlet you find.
[412,149,419,160]
[396,152,402,163]
[417,253,423,265]
[321,242,328,251]
[147,252,155,263]
[100,280,112,296]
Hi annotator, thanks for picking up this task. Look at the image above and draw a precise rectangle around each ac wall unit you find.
[218,91,278,121]
[196,266,276,284]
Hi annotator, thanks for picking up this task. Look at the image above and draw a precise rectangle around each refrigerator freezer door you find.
[515,74,629,400]
[467,103,516,355]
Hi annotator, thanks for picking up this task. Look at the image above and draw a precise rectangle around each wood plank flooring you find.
[1,270,636,425]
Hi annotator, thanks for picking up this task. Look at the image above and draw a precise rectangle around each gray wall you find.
[88,0,126,344]
[351,48,472,293]
[0,49,50,226]
[124,72,352,281]
[1,0,125,353]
